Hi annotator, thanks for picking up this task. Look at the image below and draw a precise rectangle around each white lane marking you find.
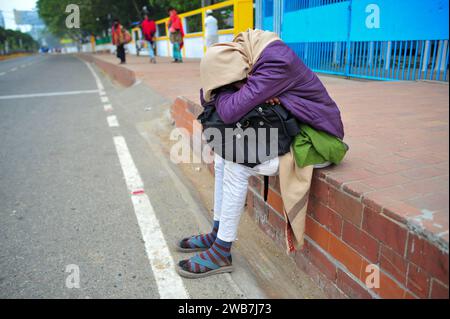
[83,59,189,299]
[113,136,189,299]
[0,90,99,100]
[20,64,26,68]
[83,61,104,91]
[99,90,106,96]
[101,96,109,103]
[104,104,113,112]
[10,67,18,72]
[106,115,119,127]
[0,72,5,76]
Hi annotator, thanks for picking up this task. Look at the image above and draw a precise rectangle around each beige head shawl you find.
[200,29,280,102]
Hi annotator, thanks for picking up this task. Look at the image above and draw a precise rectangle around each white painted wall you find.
[81,43,92,53]
[184,36,204,58]
[154,33,235,59]
[65,46,78,53]
[125,43,137,55]
[95,44,114,53]
[96,31,235,58]
[156,40,170,57]
[218,33,234,43]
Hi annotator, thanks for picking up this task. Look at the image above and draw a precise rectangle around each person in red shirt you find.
[167,7,184,63]
[141,13,157,64]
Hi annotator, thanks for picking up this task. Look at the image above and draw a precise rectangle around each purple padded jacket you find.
[213,40,345,139]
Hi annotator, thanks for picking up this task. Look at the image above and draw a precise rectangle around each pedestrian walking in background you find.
[142,13,157,64]
[111,19,131,64]
[167,7,184,63]
[205,9,218,48]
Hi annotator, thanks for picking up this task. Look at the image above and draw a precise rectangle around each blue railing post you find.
[344,0,353,77]
[273,0,283,36]
[255,0,263,30]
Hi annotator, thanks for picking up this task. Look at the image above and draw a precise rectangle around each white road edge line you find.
[113,136,189,299]
[0,90,99,100]
[106,115,119,127]
[83,61,104,91]
[83,60,189,299]
[101,96,109,103]
[104,104,113,112]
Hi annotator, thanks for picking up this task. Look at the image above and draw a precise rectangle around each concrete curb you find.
[78,53,136,87]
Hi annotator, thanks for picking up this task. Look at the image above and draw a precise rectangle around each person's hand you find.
[266,97,280,105]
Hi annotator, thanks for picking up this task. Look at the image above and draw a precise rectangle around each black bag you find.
[198,102,300,168]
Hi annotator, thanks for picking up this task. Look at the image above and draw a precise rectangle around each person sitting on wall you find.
[175,29,348,278]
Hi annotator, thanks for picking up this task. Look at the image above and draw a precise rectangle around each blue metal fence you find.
[260,0,449,82]
[264,0,274,16]
[288,40,449,81]
[284,0,347,12]
[262,0,274,32]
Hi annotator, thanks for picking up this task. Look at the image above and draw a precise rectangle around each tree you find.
[36,0,222,39]
[37,0,151,40]
[146,1,202,20]
[0,27,39,54]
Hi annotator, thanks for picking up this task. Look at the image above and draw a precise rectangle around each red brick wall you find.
[171,96,449,299]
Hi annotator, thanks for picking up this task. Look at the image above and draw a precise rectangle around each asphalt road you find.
[0,54,260,298]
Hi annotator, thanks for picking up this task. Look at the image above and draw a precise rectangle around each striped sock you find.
[181,220,219,249]
[185,238,232,273]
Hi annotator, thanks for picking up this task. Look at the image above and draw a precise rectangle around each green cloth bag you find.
[293,124,348,168]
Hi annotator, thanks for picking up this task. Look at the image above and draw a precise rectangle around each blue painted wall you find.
[263,16,274,31]
[350,0,449,41]
[262,0,274,31]
[282,2,350,42]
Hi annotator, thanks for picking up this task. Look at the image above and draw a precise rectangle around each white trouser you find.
[213,154,279,242]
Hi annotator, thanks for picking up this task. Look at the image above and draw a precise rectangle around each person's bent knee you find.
[223,161,254,183]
